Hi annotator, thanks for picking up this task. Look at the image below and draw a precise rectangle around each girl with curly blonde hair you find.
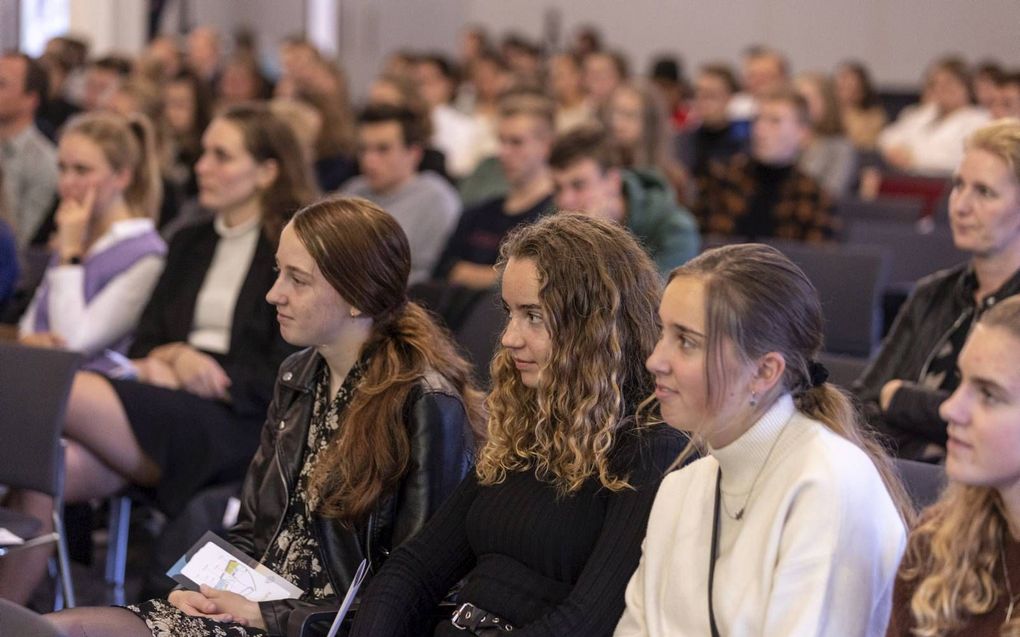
[350,213,686,636]
[888,297,1020,637]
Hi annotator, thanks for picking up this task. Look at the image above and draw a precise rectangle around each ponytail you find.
[309,300,486,523]
[795,382,916,527]
[124,114,163,220]
[61,111,163,220]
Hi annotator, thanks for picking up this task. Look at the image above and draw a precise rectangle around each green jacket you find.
[622,169,700,276]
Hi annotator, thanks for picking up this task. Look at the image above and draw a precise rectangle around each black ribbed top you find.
[349,424,686,637]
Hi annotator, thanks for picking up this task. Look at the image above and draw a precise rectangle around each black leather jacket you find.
[226,347,475,636]
[853,262,1020,456]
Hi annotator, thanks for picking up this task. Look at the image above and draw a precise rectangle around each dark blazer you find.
[853,262,1020,457]
[227,347,476,636]
[128,219,296,417]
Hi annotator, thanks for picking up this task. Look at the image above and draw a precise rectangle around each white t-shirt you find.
[878,103,989,175]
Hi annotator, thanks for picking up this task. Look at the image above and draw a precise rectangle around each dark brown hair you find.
[700,63,740,95]
[294,196,485,523]
[168,69,213,156]
[217,103,316,242]
[357,103,429,148]
[549,123,621,172]
[837,60,880,109]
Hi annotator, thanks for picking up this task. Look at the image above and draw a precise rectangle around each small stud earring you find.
[349,308,358,318]
[749,391,758,407]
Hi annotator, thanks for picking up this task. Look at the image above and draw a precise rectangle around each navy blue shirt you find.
[0,219,18,309]
[433,194,553,279]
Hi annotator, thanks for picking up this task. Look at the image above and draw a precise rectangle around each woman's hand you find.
[55,187,96,264]
[172,347,232,400]
[167,589,241,623]
[19,332,67,349]
[879,379,904,412]
[198,585,266,630]
[134,356,181,389]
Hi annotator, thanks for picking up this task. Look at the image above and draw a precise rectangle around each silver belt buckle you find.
[451,602,475,630]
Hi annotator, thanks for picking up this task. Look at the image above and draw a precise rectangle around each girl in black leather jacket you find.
[49,197,485,636]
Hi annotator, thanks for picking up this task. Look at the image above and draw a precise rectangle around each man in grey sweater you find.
[342,104,461,284]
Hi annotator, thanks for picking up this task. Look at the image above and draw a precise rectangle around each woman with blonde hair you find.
[615,243,912,637]
[855,119,1020,460]
[18,111,166,372]
[0,104,313,606]
[885,221,1020,637]
[350,213,686,636]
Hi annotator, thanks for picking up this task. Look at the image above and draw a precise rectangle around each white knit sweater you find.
[615,394,907,637]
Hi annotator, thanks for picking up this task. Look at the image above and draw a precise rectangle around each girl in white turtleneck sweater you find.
[615,243,913,637]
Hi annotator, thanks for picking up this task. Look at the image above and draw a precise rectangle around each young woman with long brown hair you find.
[46,196,484,636]
[615,243,912,637]
[349,213,686,636]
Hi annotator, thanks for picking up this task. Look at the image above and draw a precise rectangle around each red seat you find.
[878,174,950,217]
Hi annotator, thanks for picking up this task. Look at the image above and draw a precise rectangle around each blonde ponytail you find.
[796,382,916,527]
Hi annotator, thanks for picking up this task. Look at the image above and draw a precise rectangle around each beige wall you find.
[464,0,1020,87]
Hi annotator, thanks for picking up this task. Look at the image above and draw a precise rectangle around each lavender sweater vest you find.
[33,229,167,373]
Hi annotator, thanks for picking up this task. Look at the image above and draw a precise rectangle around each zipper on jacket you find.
[258,440,292,564]
[917,307,973,381]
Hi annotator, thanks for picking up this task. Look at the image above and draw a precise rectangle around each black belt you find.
[451,602,516,633]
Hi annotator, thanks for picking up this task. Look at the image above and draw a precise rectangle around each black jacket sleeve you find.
[255,388,474,637]
[349,473,480,637]
[852,279,949,448]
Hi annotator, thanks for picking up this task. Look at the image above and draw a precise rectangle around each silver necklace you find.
[719,423,787,520]
[1000,541,1020,623]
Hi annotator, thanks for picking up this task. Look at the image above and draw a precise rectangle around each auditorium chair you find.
[0,343,81,609]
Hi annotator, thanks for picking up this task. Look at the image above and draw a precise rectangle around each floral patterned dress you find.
[127,360,365,637]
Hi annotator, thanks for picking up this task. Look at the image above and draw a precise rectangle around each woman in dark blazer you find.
[0,103,316,605]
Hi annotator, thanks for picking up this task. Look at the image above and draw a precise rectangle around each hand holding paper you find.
[169,532,303,603]
[200,585,267,630]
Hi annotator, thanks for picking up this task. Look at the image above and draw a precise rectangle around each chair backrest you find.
[766,240,890,358]
[894,458,947,510]
[846,220,967,286]
[878,173,950,217]
[0,343,81,495]
[836,196,924,227]
[454,288,506,389]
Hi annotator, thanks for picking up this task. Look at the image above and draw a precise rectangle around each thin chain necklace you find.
[718,422,787,520]
[1000,540,1020,623]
